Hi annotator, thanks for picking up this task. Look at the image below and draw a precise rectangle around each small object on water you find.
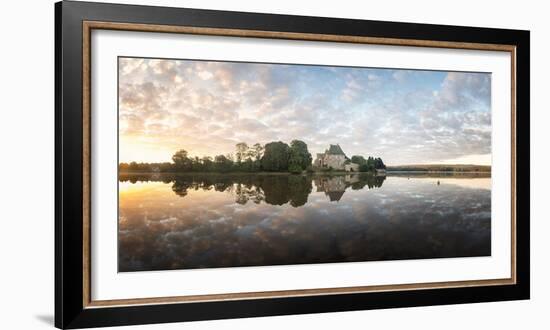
[437,180,440,185]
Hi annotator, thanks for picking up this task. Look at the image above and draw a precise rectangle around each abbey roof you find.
[326,144,345,155]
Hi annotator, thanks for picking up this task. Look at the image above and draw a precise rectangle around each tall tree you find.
[288,140,312,171]
[351,155,367,166]
[172,149,192,171]
[252,143,264,161]
[374,157,386,169]
[261,141,290,171]
[235,142,249,163]
[214,154,233,172]
[201,156,213,171]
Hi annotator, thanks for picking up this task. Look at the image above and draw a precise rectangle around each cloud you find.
[436,72,491,110]
[118,58,491,165]
[118,178,491,271]
[392,70,409,83]
[197,70,213,80]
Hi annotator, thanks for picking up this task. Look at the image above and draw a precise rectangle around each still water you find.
[118,173,491,272]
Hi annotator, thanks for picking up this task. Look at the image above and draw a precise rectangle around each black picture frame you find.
[55,1,530,328]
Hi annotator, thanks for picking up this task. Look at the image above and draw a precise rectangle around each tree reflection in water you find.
[118,173,491,272]
[119,173,386,206]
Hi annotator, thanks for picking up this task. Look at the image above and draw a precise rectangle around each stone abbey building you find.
[314,144,359,171]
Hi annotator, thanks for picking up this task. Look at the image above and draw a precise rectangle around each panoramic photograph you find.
[118,56,492,272]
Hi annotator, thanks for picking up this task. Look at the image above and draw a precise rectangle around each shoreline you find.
[119,170,491,175]
[119,171,357,175]
[386,170,491,173]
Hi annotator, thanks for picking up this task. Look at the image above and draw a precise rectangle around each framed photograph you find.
[55,1,530,328]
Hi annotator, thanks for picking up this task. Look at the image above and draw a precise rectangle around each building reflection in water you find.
[314,174,385,202]
[119,173,386,205]
[118,173,491,272]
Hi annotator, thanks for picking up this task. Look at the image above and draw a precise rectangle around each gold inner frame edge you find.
[81,20,517,308]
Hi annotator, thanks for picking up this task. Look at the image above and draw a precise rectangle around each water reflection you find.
[118,173,491,272]
[119,173,386,205]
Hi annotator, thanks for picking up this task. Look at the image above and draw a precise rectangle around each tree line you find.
[118,172,386,206]
[119,140,386,174]
[119,140,313,174]
[350,155,386,172]
[386,164,490,172]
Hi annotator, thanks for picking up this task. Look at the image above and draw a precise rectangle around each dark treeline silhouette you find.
[120,140,384,174]
[119,173,386,206]
[120,140,312,174]
[350,155,386,171]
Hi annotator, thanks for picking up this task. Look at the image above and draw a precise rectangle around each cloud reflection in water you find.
[118,174,490,272]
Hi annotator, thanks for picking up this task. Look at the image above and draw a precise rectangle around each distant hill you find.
[387,164,491,172]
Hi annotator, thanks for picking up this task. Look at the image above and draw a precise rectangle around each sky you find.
[118,57,491,166]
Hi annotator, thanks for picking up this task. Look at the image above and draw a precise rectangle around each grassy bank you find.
[386,164,491,172]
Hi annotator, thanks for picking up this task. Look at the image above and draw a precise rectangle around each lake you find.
[118,173,491,272]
